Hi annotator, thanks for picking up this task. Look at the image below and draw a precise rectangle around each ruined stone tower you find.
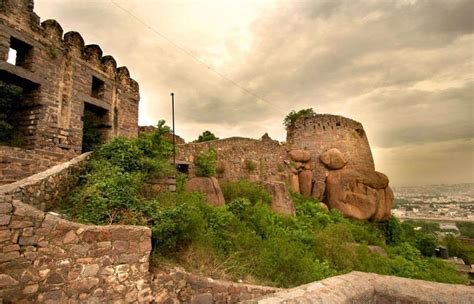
[0,0,140,183]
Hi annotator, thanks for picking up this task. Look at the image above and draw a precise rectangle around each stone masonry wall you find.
[177,136,288,184]
[0,200,152,303]
[151,267,281,303]
[0,146,77,185]
[0,151,153,303]
[247,271,474,304]
[0,0,140,183]
[0,152,89,210]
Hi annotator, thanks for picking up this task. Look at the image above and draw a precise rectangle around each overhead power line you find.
[109,0,287,115]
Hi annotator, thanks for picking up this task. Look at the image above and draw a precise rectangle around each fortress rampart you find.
[0,0,139,184]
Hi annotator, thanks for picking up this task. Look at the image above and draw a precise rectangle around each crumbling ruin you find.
[178,114,394,221]
[0,0,140,184]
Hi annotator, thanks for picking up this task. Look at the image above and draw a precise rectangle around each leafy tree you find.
[194,130,219,143]
[283,108,316,128]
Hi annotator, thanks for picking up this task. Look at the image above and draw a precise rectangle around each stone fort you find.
[0,0,139,184]
[0,1,472,303]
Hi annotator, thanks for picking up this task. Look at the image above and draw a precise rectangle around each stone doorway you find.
[81,102,110,152]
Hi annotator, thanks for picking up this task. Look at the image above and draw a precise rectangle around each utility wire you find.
[109,0,287,115]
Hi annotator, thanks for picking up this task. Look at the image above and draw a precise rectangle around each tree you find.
[194,130,218,143]
[283,108,316,128]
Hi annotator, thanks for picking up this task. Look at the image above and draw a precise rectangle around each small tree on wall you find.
[195,148,217,177]
[193,130,219,143]
[283,108,317,129]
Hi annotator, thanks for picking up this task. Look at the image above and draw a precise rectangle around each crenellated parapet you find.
[0,0,140,183]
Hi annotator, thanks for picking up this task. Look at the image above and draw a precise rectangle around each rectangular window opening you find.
[8,37,33,68]
[91,76,105,99]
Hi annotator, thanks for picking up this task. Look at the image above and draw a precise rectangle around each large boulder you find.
[312,181,326,201]
[185,177,225,206]
[263,181,295,215]
[288,149,311,163]
[325,169,392,221]
[289,174,300,194]
[298,170,313,197]
[320,148,347,170]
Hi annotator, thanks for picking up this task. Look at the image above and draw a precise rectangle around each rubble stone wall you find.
[0,0,139,183]
[0,199,152,303]
[0,152,89,211]
[177,136,288,184]
[152,268,281,303]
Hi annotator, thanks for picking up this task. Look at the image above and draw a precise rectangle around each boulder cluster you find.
[287,148,393,221]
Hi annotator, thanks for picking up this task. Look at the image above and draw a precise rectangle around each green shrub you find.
[314,224,356,271]
[381,217,403,244]
[96,137,144,172]
[456,222,474,238]
[244,159,256,172]
[194,130,218,143]
[283,108,316,128]
[443,235,474,264]
[195,148,217,177]
[222,180,272,206]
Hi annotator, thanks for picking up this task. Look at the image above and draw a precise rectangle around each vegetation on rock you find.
[194,148,217,177]
[283,108,316,128]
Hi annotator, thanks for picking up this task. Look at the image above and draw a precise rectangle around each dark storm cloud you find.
[35,0,474,185]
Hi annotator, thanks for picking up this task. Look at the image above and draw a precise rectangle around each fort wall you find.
[177,136,288,183]
[287,114,375,185]
[0,0,139,183]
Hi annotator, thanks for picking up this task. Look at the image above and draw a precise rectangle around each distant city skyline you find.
[35,0,474,186]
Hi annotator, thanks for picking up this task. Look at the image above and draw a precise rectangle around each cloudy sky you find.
[35,0,473,186]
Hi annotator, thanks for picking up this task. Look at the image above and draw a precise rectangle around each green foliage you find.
[381,217,403,244]
[222,180,272,206]
[404,220,440,234]
[456,222,474,238]
[244,159,256,172]
[443,235,474,264]
[283,108,316,128]
[194,130,219,143]
[0,81,25,146]
[57,121,176,225]
[57,131,468,287]
[195,148,217,177]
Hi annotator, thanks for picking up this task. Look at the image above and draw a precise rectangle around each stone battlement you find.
[0,0,140,183]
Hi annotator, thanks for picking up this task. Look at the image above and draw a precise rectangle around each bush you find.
[244,159,256,172]
[221,180,272,206]
[194,130,218,143]
[195,148,217,177]
[283,108,316,128]
[443,235,474,264]
[456,222,474,238]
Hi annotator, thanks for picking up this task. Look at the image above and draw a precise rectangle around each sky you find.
[34,0,473,187]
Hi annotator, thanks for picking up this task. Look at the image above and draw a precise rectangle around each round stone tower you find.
[286,114,376,199]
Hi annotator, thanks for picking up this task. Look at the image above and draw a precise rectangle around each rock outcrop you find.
[185,177,225,206]
[325,169,393,221]
[263,181,295,215]
[320,148,347,170]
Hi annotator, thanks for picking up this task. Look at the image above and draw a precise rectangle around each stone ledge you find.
[0,152,90,195]
[245,271,474,304]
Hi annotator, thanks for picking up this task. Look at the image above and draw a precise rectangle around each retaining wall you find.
[247,271,474,303]
[0,152,90,211]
